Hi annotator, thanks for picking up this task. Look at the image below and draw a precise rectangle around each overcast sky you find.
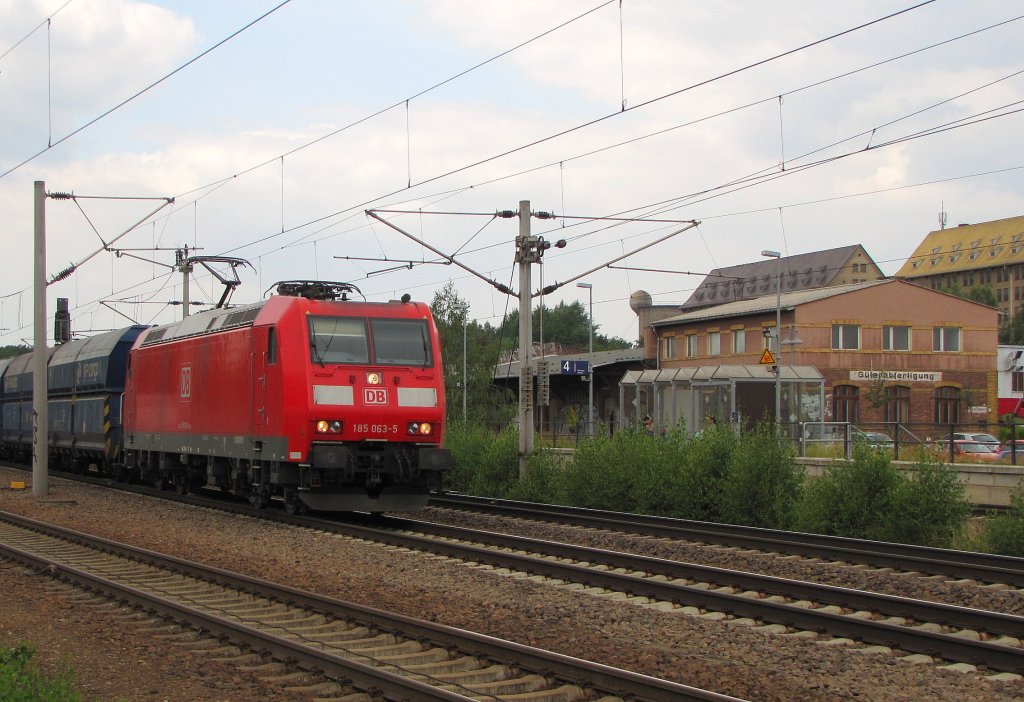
[1,0,1022,345]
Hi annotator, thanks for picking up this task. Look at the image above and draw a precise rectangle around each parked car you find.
[948,440,1002,462]
[997,439,1024,460]
[941,432,1000,449]
[852,430,894,449]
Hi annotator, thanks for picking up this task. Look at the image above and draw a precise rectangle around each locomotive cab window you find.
[309,317,369,364]
[371,319,433,366]
[267,326,278,364]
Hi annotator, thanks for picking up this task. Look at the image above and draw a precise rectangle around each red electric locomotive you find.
[122,281,452,513]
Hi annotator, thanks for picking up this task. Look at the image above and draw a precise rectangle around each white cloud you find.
[1,0,1023,341]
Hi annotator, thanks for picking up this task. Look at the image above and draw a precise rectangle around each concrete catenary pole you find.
[517,201,534,477]
[33,181,48,496]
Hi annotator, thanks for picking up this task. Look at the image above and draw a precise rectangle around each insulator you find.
[495,209,516,218]
[48,191,74,200]
[534,211,554,219]
[49,264,76,283]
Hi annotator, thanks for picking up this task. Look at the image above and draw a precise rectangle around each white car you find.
[942,432,1000,449]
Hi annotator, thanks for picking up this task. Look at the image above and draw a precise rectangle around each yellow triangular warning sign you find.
[759,348,777,365]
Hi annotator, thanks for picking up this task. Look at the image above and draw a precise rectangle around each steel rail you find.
[429,493,1024,587]
[5,472,1022,672]
[0,509,744,702]
[376,514,1024,638]
[145,500,1024,673]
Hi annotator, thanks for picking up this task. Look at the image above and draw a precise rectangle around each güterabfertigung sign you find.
[850,370,941,382]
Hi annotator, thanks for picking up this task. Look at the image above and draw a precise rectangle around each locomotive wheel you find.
[249,493,269,509]
[174,479,189,496]
[284,495,306,516]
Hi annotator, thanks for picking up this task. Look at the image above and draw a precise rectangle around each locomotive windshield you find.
[308,316,433,366]
[309,317,369,364]
[371,319,433,366]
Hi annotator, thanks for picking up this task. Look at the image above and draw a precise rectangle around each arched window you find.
[884,385,910,424]
[833,385,859,423]
[934,386,961,424]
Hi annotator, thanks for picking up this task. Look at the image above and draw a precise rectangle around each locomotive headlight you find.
[316,420,342,433]
[408,421,433,436]
[366,371,382,385]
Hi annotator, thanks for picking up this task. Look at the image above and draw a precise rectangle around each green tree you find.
[0,345,29,360]
[430,283,516,425]
[1002,305,1024,344]
[500,302,634,352]
[943,281,997,308]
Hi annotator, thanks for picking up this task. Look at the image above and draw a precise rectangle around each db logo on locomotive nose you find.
[363,388,388,405]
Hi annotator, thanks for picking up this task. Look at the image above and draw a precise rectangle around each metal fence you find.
[794,420,1024,463]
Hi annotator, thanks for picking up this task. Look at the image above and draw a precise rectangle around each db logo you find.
[364,388,388,405]
[180,365,192,399]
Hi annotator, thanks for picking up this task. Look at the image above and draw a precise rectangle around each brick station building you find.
[633,278,998,434]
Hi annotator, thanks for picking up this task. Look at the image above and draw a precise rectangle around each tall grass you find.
[0,644,86,702]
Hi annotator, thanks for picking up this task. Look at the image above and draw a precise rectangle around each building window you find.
[884,385,910,423]
[732,329,746,354]
[1012,370,1024,393]
[708,332,720,356]
[933,327,961,352]
[833,384,859,423]
[662,336,676,360]
[831,324,861,350]
[686,334,698,358]
[882,325,911,351]
[934,386,960,424]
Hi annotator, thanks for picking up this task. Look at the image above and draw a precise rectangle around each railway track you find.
[429,493,1024,588]
[0,509,742,702]
[6,470,1024,677]
[344,516,1024,675]
[77,483,1023,676]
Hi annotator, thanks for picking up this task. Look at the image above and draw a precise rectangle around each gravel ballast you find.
[0,468,1021,702]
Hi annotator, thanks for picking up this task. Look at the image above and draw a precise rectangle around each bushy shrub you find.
[886,459,970,547]
[719,423,803,529]
[442,421,519,497]
[794,447,970,546]
[979,484,1024,556]
[508,448,565,503]
[794,446,902,540]
[444,420,971,546]
[556,428,683,512]
[674,423,736,521]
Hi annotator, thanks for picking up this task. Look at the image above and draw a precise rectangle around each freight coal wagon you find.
[0,281,452,513]
[1,327,145,470]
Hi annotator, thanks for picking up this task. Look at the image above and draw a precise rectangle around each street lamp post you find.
[456,304,469,420]
[576,282,594,435]
[761,250,782,427]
